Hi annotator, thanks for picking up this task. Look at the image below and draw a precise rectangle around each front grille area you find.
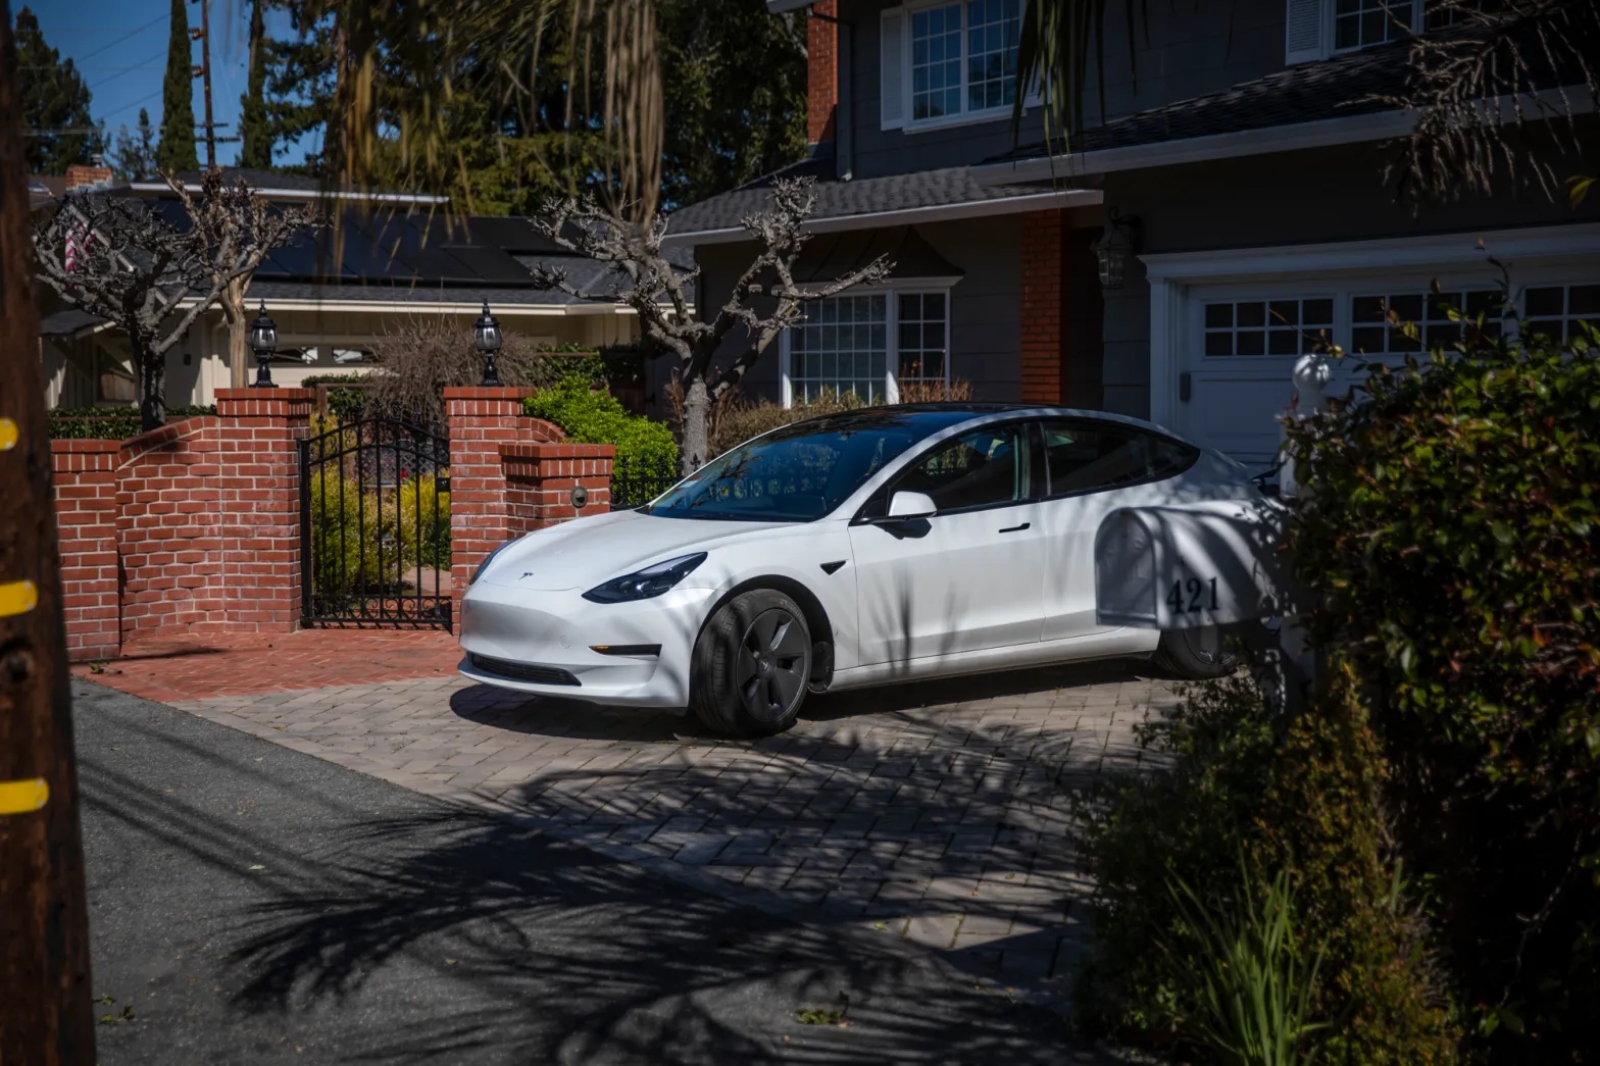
[468,654,581,686]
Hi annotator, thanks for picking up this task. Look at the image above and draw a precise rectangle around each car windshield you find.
[645,409,972,522]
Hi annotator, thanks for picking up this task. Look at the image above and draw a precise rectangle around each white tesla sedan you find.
[459,405,1263,736]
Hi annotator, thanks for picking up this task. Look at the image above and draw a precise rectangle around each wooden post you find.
[0,3,98,1060]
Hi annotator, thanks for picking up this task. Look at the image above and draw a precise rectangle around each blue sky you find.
[28,0,312,167]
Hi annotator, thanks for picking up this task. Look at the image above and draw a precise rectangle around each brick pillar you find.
[51,440,122,661]
[446,387,613,629]
[213,388,314,633]
[1020,209,1067,404]
[808,1,838,149]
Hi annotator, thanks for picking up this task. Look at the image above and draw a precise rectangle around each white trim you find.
[897,0,1027,134]
[971,87,1595,184]
[171,296,644,317]
[664,187,1100,245]
[127,182,449,206]
[1141,223,1600,283]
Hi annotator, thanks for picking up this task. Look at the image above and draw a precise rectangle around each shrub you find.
[306,466,450,597]
[1074,665,1459,1064]
[523,374,678,472]
[395,474,451,570]
[47,404,215,440]
[1283,321,1600,1058]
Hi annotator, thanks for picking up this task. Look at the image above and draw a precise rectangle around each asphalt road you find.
[75,679,1106,1065]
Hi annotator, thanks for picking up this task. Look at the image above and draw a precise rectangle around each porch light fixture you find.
[1093,209,1140,291]
[248,301,278,387]
[474,299,503,386]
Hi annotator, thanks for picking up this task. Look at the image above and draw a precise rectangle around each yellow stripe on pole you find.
[0,579,37,617]
[0,417,16,451]
[0,778,49,816]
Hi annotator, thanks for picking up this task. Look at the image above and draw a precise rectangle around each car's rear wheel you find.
[690,589,812,737]
[1152,624,1242,680]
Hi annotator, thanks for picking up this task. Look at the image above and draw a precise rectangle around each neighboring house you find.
[35,167,640,410]
[666,0,1599,467]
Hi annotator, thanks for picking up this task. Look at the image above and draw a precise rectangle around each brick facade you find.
[50,387,614,659]
[1019,209,1067,404]
[807,2,838,148]
[444,387,613,629]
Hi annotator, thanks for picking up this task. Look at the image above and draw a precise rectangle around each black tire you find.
[1152,624,1243,680]
[690,589,813,737]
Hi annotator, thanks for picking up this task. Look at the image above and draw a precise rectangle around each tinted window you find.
[647,411,943,522]
[891,425,1030,513]
[1040,421,1196,496]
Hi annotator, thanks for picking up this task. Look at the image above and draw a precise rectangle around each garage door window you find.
[1351,289,1507,354]
[1523,283,1600,343]
[1203,297,1333,357]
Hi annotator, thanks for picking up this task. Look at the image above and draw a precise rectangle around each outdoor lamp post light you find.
[249,300,278,387]
[1093,209,1140,290]
[474,299,503,387]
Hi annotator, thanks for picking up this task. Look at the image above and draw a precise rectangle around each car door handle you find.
[998,522,1030,533]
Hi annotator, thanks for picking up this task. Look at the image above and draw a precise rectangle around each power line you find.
[67,12,168,67]
[86,46,168,92]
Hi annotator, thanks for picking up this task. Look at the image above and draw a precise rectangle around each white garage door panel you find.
[1185,370,1293,465]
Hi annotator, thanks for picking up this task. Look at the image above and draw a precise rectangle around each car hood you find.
[474,509,791,591]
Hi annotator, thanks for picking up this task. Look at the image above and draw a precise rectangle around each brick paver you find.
[165,655,1178,998]
[70,629,463,703]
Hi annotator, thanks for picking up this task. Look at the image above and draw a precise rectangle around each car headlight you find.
[582,553,707,604]
[470,539,515,586]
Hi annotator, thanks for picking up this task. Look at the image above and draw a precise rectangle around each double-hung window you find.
[781,289,951,406]
[883,1,1026,130]
[1286,0,1420,64]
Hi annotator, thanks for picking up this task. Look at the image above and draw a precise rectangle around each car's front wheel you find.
[1152,624,1243,680]
[690,589,813,737]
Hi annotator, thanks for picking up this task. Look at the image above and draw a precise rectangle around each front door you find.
[848,423,1045,665]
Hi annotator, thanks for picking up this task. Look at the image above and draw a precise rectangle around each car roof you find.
[772,403,1182,441]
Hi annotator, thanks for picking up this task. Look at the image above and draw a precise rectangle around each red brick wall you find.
[808,2,838,147]
[51,440,121,661]
[445,387,613,628]
[1020,209,1067,404]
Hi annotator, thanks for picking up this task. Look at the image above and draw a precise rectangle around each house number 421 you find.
[1166,576,1219,615]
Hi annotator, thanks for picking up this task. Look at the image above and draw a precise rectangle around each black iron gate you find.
[299,414,453,629]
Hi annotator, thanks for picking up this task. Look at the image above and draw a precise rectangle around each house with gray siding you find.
[665,0,1598,469]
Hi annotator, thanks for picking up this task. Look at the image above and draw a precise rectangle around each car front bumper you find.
[457,580,716,709]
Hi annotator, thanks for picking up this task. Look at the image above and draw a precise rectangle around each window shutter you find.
[1284,0,1327,64]
[881,7,907,130]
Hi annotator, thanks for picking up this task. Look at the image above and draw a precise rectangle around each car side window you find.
[892,425,1030,513]
[1039,421,1196,496]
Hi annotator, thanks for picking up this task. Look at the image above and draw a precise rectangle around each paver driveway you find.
[160,652,1179,998]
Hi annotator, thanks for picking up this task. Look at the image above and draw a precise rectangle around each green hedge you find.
[1283,321,1600,1059]
[47,405,216,440]
[523,375,677,471]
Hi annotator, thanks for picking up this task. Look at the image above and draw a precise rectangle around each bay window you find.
[781,289,951,406]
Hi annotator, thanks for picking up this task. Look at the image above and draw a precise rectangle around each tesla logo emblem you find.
[520,572,535,580]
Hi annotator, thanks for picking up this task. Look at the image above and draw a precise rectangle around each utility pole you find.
[190,0,240,168]
[0,1,98,1062]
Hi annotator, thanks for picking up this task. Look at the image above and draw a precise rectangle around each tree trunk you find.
[222,279,248,389]
[681,376,710,477]
[0,1,98,1057]
[137,349,165,432]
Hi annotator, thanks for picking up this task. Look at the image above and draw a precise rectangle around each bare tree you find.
[33,171,311,430]
[528,177,892,474]
[173,170,316,388]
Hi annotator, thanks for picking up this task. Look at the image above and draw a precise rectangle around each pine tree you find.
[237,0,271,169]
[108,108,159,181]
[157,0,198,174]
[15,5,102,173]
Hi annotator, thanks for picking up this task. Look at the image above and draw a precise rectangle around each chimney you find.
[65,164,114,190]
[807,2,838,151]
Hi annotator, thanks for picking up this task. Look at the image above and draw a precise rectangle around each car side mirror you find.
[887,491,937,519]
